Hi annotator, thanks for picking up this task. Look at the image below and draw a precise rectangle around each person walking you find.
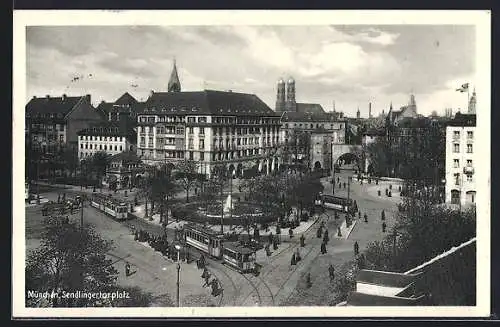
[328,264,335,282]
[295,248,301,262]
[364,213,368,223]
[300,234,305,247]
[290,253,296,266]
[382,221,387,233]
[354,241,359,256]
[125,262,131,277]
[320,241,327,254]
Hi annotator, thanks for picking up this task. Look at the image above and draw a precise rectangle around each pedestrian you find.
[364,213,368,223]
[273,239,278,250]
[382,221,387,233]
[317,227,322,238]
[337,227,342,237]
[265,244,271,257]
[337,177,340,184]
[343,182,346,189]
[358,211,361,219]
[125,262,131,277]
[320,242,326,254]
[290,253,296,266]
[57,194,61,203]
[289,227,293,239]
[323,230,329,244]
[203,271,211,287]
[354,241,359,256]
[329,264,335,282]
[295,248,301,262]
[381,210,386,221]
[269,232,274,245]
[300,234,305,247]
[306,272,312,288]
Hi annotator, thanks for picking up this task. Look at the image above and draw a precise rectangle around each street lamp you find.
[174,243,182,307]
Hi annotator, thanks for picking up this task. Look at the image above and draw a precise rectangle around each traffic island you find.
[334,218,357,240]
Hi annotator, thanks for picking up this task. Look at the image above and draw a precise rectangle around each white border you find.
[12,10,491,318]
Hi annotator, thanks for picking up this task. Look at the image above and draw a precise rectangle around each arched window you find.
[451,190,461,205]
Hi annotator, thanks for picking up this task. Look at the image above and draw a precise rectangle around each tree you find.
[175,160,199,203]
[26,216,118,307]
[151,165,180,225]
[89,151,111,190]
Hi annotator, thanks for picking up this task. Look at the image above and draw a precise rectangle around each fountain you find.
[223,194,234,214]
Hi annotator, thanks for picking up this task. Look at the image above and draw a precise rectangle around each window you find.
[85,144,88,149]
[466,174,473,182]
[188,138,194,149]
[188,117,196,123]
[199,127,205,135]
[104,145,107,150]
[453,131,460,140]
[189,151,193,160]
[198,117,207,123]
[80,152,83,157]
[199,139,205,149]
[467,131,473,139]
[453,159,459,168]
[99,145,102,150]
[451,190,461,205]
[453,143,460,153]
[467,144,473,153]
[59,124,64,131]
[454,173,460,186]
[200,152,204,161]
[189,127,194,134]
[120,145,122,151]
[114,145,117,151]
[80,144,83,149]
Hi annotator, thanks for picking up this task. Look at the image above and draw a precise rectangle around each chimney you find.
[85,94,91,102]
[62,94,67,101]
[32,96,36,99]
[369,102,372,118]
[46,95,50,99]
[150,90,155,97]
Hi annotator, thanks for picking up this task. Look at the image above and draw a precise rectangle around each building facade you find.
[77,121,137,160]
[445,113,476,207]
[106,150,143,189]
[25,94,103,153]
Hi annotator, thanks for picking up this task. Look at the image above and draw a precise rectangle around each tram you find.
[90,193,129,220]
[314,193,353,213]
[182,223,257,273]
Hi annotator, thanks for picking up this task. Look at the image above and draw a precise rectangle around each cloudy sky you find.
[26,25,476,116]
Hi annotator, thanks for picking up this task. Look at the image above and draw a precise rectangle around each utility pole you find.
[80,195,84,228]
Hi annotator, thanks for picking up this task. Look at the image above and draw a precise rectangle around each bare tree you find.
[175,160,199,203]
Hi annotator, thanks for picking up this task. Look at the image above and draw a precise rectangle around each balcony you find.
[463,166,474,174]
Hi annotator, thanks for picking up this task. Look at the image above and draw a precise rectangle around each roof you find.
[296,103,325,114]
[357,269,420,288]
[223,242,256,255]
[280,111,337,122]
[97,101,113,115]
[347,291,425,306]
[110,150,142,164]
[141,90,278,117]
[114,92,138,106]
[77,121,136,138]
[447,113,476,127]
[25,95,82,116]
[363,128,385,136]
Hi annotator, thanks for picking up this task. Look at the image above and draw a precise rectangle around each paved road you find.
[25,170,400,307]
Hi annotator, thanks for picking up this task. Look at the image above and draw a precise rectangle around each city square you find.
[18,17,485,312]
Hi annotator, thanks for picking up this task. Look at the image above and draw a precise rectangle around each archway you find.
[335,153,361,172]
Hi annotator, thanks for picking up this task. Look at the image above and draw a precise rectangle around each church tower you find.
[275,78,286,112]
[468,88,476,114]
[285,77,297,112]
[356,106,360,119]
[369,102,372,119]
[408,93,417,115]
[168,59,181,92]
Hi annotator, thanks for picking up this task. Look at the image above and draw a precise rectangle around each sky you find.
[26,25,476,117]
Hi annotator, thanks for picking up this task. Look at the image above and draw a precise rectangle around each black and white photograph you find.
[12,10,491,317]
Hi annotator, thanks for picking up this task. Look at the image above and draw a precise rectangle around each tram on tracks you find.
[314,193,354,213]
[182,223,257,274]
[89,193,130,220]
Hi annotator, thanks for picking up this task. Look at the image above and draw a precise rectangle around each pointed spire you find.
[168,58,181,92]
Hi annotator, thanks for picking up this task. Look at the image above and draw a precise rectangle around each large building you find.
[386,94,419,127]
[445,113,476,207]
[77,120,137,160]
[96,92,144,124]
[136,61,282,177]
[25,94,103,153]
[274,77,349,169]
